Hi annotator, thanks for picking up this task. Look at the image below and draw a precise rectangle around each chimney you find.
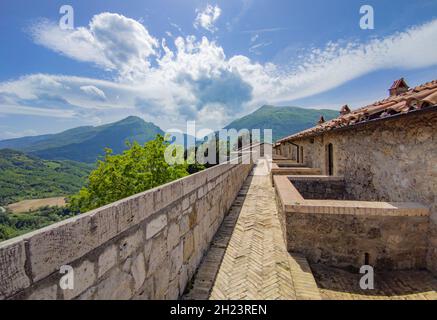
[340,105,351,116]
[318,116,325,125]
[389,78,409,96]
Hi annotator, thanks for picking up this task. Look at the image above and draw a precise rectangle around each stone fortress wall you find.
[0,162,253,300]
[281,111,437,274]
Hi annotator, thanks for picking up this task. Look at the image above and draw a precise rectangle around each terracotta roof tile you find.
[277,79,437,143]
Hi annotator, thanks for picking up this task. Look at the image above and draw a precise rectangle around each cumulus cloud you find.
[29,13,158,80]
[194,4,222,33]
[2,13,437,133]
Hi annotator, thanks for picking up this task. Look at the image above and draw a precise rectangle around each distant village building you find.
[274,79,437,274]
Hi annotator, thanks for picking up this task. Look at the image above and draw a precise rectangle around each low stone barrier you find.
[274,175,430,271]
[0,162,253,300]
[288,176,351,200]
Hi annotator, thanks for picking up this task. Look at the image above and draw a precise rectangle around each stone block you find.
[28,284,58,300]
[0,239,30,299]
[170,241,183,277]
[131,253,146,292]
[138,191,155,221]
[94,268,133,300]
[119,229,143,261]
[183,232,194,263]
[147,233,168,277]
[116,198,140,234]
[63,260,96,300]
[153,263,170,299]
[146,214,168,239]
[98,245,117,278]
[167,222,180,251]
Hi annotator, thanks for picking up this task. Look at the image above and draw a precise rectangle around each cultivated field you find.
[7,197,66,213]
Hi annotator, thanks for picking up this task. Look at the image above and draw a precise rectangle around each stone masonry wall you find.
[290,111,437,274]
[0,162,253,300]
[286,211,429,271]
[289,177,351,200]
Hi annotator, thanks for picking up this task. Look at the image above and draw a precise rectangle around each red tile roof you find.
[277,79,437,143]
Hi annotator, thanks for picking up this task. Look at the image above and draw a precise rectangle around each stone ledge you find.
[274,175,430,217]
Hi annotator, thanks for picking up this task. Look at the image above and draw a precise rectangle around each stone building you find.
[274,79,437,275]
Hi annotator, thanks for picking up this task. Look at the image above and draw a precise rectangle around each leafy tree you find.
[69,135,196,213]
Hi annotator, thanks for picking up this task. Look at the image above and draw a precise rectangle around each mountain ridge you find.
[224,105,339,141]
[0,116,164,163]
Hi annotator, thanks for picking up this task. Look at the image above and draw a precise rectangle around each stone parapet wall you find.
[274,176,430,271]
[288,176,351,200]
[0,162,253,300]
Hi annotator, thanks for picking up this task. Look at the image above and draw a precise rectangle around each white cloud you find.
[80,85,107,101]
[29,13,158,81]
[194,4,222,33]
[2,14,437,133]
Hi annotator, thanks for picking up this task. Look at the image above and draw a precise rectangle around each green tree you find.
[69,135,194,213]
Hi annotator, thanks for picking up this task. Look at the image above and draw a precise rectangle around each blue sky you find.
[0,0,437,139]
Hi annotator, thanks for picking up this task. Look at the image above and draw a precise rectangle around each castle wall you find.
[274,175,430,271]
[0,162,253,300]
[289,110,437,274]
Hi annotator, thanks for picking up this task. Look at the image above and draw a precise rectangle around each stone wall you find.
[289,176,351,200]
[286,211,429,271]
[274,175,430,271]
[0,162,253,300]
[287,110,437,274]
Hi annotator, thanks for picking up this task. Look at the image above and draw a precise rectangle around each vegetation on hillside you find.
[69,134,202,213]
[0,206,75,241]
[0,149,93,206]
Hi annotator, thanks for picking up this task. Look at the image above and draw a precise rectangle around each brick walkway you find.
[183,160,320,300]
[183,160,437,300]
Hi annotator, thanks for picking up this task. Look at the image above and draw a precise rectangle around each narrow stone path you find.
[183,160,320,300]
[183,160,437,300]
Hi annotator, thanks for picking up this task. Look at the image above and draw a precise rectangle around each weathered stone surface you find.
[170,241,183,277]
[28,284,57,300]
[119,229,143,261]
[63,260,96,300]
[98,245,117,278]
[146,214,167,239]
[28,205,119,282]
[147,234,168,277]
[94,268,133,300]
[183,233,194,263]
[0,240,30,299]
[131,253,146,292]
[138,191,155,221]
[153,263,170,299]
[167,222,180,251]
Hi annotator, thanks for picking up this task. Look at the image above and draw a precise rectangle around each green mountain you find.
[225,105,339,141]
[0,116,164,163]
[0,149,93,206]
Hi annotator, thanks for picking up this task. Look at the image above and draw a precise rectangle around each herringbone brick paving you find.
[183,160,437,300]
[183,160,319,300]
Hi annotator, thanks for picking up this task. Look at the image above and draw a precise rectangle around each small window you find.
[326,143,334,176]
